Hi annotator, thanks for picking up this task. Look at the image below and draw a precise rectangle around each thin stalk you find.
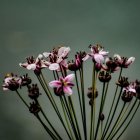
[60,97,74,140]
[90,64,96,140]
[63,95,80,140]
[102,68,123,139]
[106,102,126,140]
[16,90,29,108]
[102,87,123,139]
[35,114,58,140]
[109,98,138,139]
[79,65,87,140]
[35,99,62,140]
[15,90,57,140]
[94,82,106,140]
[37,75,72,140]
[112,102,131,134]
[116,101,140,140]
[74,71,84,124]
[68,96,82,140]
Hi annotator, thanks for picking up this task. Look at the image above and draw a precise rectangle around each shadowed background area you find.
[1,0,140,140]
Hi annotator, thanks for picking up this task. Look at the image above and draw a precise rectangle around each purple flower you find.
[114,54,135,68]
[42,46,70,71]
[49,74,75,96]
[83,44,109,64]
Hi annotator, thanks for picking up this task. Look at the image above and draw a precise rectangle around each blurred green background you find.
[1,0,140,140]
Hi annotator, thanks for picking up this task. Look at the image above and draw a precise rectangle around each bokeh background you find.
[1,0,140,140]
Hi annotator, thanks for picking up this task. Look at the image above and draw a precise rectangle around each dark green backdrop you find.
[1,0,140,140]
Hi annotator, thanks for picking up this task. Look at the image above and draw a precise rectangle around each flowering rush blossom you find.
[83,44,109,64]
[114,54,135,68]
[19,56,48,74]
[49,74,75,96]
[2,73,22,91]
[102,57,120,72]
[123,82,136,94]
[42,46,70,71]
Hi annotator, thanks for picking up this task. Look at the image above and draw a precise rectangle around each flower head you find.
[114,54,135,68]
[83,44,109,64]
[68,51,86,71]
[42,46,70,71]
[19,56,48,75]
[49,74,75,96]
[28,84,41,100]
[2,73,22,91]
[102,57,119,73]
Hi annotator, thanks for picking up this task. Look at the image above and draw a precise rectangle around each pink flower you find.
[19,56,48,74]
[3,73,22,91]
[102,57,120,72]
[49,74,75,96]
[83,44,109,64]
[114,54,135,68]
[42,46,70,71]
[123,82,136,94]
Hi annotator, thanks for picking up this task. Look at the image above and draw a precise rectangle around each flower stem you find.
[37,74,72,140]
[109,98,138,140]
[116,101,140,140]
[94,82,106,140]
[60,97,74,140]
[74,71,84,125]
[102,87,123,139]
[105,102,126,140]
[79,64,87,140]
[101,68,123,139]
[16,90,29,108]
[35,99,62,140]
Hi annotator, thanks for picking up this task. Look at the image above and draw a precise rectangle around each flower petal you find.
[67,82,74,87]
[27,64,36,70]
[49,63,59,70]
[63,86,73,95]
[99,50,109,56]
[65,74,75,82]
[82,54,90,61]
[43,52,52,58]
[19,62,28,68]
[94,54,104,63]
[126,57,135,65]
[37,54,43,59]
[49,80,62,88]
[58,47,70,57]
[114,54,121,61]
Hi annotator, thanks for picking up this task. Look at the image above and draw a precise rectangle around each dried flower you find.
[98,71,111,82]
[29,101,41,114]
[28,84,40,100]
[20,74,32,87]
[116,76,129,87]
[87,87,98,99]
[121,90,133,102]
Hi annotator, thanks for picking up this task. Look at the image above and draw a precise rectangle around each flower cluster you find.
[2,45,139,140]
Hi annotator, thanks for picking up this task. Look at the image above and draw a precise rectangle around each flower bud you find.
[98,71,111,82]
